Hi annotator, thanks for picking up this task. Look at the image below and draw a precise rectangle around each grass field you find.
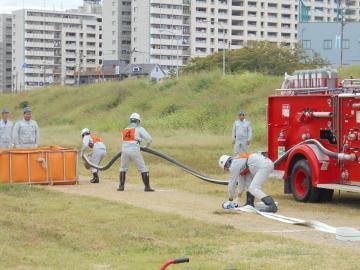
[1,68,360,269]
[1,184,359,270]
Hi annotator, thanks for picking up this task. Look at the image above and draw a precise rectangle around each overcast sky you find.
[0,0,84,14]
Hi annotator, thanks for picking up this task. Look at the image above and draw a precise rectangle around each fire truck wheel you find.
[290,159,320,203]
[319,189,334,202]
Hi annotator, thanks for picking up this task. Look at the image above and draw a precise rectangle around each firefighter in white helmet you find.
[232,111,252,155]
[81,128,107,183]
[0,108,13,149]
[118,113,154,192]
[219,153,277,212]
[13,107,40,148]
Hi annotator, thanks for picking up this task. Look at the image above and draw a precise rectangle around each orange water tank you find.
[0,146,78,185]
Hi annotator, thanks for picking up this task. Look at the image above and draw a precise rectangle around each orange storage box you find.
[0,146,78,185]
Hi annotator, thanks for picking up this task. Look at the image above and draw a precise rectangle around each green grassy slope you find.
[0,71,282,146]
[1,67,359,148]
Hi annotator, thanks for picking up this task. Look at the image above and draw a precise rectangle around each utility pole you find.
[176,34,179,79]
[222,27,225,76]
[77,50,83,87]
[340,9,345,68]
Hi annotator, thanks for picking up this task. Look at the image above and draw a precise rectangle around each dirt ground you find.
[48,178,360,249]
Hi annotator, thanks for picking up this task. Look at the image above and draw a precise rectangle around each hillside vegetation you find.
[1,66,359,148]
[0,71,282,146]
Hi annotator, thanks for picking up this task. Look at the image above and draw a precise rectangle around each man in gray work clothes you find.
[117,113,154,192]
[232,111,252,155]
[0,108,13,149]
[13,107,40,148]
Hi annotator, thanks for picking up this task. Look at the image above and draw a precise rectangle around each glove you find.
[240,168,250,176]
[222,201,236,209]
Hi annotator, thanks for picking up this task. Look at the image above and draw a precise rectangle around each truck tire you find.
[290,160,320,202]
[319,189,334,202]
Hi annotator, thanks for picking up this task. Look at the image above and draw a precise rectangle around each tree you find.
[182,41,329,76]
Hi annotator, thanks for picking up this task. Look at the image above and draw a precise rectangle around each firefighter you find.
[0,108,13,149]
[219,153,278,213]
[232,111,252,155]
[13,107,40,148]
[81,128,106,183]
[118,113,154,192]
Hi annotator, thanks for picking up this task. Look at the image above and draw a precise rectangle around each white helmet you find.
[81,128,90,136]
[129,112,141,121]
[219,155,231,170]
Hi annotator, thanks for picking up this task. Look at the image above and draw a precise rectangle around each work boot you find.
[141,172,154,192]
[90,172,99,183]
[260,196,278,213]
[245,191,255,207]
[117,172,126,191]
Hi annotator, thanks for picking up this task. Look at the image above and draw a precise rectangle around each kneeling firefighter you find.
[81,128,107,183]
[219,153,278,213]
[118,113,154,192]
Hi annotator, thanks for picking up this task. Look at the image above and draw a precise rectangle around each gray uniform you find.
[120,123,152,173]
[228,153,274,200]
[232,119,252,155]
[13,119,40,148]
[0,120,13,149]
[81,135,107,173]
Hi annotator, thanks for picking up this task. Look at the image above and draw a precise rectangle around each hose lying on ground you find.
[82,147,229,185]
[82,139,354,186]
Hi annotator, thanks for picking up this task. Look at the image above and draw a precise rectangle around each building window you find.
[301,40,311,49]
[342,39,350,49]
[323,39,332,49]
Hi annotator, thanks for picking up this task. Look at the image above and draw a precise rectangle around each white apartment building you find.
[102,0,131,63]
[131,0,191,72]
[102,0,360,71]
[70,0,103,15]
[12,9,102,91]
[191,0,299,57]
[0,14,12,92]
[303,0,360,23]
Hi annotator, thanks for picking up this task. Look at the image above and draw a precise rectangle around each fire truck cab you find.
[268,69,360,202]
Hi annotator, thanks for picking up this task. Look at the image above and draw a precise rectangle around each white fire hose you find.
[235,205,360,242]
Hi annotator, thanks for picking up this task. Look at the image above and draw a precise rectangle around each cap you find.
[2,108,9,114]
[23,107,32,113]
[238,111,245,116]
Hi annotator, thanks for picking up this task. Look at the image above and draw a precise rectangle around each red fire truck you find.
[267,69,360,202]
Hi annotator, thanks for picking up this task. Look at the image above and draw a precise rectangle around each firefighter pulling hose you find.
[82,139,354,187]
[81,140,360,241]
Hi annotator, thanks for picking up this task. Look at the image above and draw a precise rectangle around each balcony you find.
[25,59,54,65]
[25,24,55,31]
[65,70,76,76]
[24,76,45,83]
[25,33,54,39]
[25,42,56,48]
[25,50,55,57]
[24,68,53,74]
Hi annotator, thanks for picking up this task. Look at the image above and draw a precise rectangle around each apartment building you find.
[303,0,360,23]
[12,9,102,91]
[72,0,102,15]
[102,0,131,63]
[0,14,12,92]
[131,0,191,72]
[191,0,299,57]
